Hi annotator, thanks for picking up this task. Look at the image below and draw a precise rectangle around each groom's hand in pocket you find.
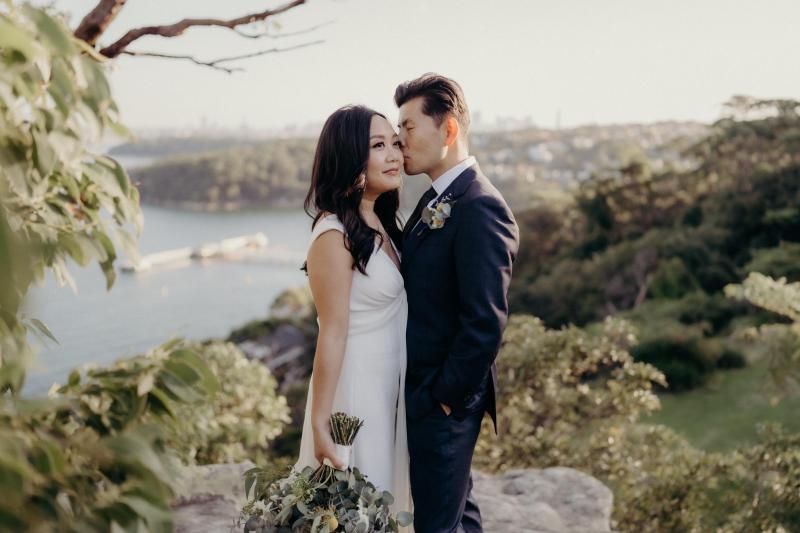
[439,402,452,416]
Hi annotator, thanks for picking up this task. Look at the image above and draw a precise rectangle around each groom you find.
[396,74,519,532]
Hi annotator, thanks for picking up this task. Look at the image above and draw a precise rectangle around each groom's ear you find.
[444,116,460,147]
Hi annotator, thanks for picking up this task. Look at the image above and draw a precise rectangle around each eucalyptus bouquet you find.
[239,412,412,533]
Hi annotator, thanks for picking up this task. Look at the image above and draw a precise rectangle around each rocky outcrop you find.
[225,287,317,397]
[473,467,615,532]
[173,463,615,532]
[173,461,255,533]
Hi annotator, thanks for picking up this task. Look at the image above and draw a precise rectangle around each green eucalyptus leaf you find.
[0,15,42,60]
[84,161,124,198]
[31,128,57,176]
[58,233,86,265]
[169,348,220,394]
[61,172,81,201]
[29,317,58,344]
[22,5,75,56]
[117,495,172,526]
[48,131,81,164]
[147,387,175,418]
[396,512,413,526]
[67,368,80,387]
[245,475,256,500]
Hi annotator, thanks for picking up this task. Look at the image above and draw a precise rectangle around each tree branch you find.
[74,0,129,46]
[120,39,324,74]
[98,0,308,58]
[233,20,332,39]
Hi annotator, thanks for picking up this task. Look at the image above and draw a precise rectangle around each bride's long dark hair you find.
[303,105,402,274]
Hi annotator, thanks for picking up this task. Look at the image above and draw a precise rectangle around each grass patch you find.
[645,358,800,452]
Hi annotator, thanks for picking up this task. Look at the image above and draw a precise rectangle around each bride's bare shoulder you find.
[307,225,351,280]
[309,214,347,256]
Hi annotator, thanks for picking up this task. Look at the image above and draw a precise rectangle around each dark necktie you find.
[403,187,437,239]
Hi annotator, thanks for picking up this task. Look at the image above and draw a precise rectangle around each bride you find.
[294,104,413,522]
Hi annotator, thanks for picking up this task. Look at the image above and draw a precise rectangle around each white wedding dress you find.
[295,214,413,525]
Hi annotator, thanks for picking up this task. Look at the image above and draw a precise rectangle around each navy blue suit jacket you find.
[401,164,519,433]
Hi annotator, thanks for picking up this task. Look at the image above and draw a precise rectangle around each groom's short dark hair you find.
[394,73,470,134]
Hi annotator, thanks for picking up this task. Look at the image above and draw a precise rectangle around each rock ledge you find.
[173,463,615,532]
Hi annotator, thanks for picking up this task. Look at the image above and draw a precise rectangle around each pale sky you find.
[51,0,800,131]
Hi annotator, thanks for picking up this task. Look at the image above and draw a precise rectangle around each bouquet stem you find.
[310,411,364,484]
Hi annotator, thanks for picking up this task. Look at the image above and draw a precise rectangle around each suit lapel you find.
[402,165,479,262]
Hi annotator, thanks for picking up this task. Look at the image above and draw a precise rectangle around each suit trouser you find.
[407,405,484,533]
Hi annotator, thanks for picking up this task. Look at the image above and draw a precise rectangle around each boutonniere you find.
[421,193,456,231]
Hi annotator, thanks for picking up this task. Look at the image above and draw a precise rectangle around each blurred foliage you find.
[630,337,716,392]
[511,226,741,327]
[267,285,317,322]
[130,138,316,210]
[573,156,710,249]
[604,422,800,532]
[115,120,705,213]
[743,241,800,281]
[225,286,318,465]
[0,2,142,393]
[0,339,218,532]
[725,272,800,400]
[109,135,267,159]
[0,5,295,531]
[474,314,666,471]
[0,332,291,530]
[510,98,800,340]
[647,256,701,299]
[485,98,800,530]
[715,347,746,370]
[690,96,800,185]
[476,314,800,531]
[168,340,290,465]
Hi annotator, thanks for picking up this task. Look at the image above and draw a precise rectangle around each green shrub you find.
[0,5,294,531]
[227,285,317,345]
[616,295,710,342]
[0,337,291,530]
[0,339,219,532]
[475,314,666,472]
[681,204,703,226]
[597,423,800,532]
[477,311,800,532]
[510,226,740,328]
[716,348,747,369]
[725,272,800,398]
[743,241,800,282]
[674,291,746,335]
[631,337,716,391]
[0,3,142,393]
[169,340,290,465]
[657,227,739,293]
[648,257,700,299]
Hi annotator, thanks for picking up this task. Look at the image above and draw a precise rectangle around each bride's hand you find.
[313,425,346,469]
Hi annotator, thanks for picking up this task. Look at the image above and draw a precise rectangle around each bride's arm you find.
[306,229,353,466]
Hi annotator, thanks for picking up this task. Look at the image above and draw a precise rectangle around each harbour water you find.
[22,205,311,395]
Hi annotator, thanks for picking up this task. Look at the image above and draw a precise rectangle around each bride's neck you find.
[359,198,376,218]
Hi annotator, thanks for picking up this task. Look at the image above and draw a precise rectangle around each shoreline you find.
[139,198,304,213]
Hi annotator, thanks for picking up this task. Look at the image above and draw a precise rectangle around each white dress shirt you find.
[428,155,477,207]
[410,156,477,234]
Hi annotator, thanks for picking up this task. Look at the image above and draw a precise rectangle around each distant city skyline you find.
[51,0,800,131]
